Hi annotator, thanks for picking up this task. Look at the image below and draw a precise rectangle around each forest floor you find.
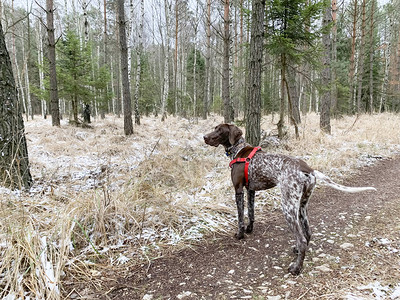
[65,155,400,299]
[2,113,400,299]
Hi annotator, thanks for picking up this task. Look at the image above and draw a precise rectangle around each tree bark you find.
[320,6,332,134]
[46,0,60,126]
[246,0,265,146]
[174,0,179,116]
[202,0,211,119]
[368,0,375,114]
[0,22,32,189]
[222,0,234,123]
[277,54,286,139]
[134,0,144,125]
[356,0,367,113]
[331,0,338,115]
[379,17,391,113]
[117,0,134,135]
[83,0,89,44]
[37,21,47,118]
[287,67,301,125]
[161,0,171,121]
[348,0,357,113]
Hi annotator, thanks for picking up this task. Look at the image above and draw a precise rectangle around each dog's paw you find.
[235,231,245,240]
[288,263,302,276]
[245,224,253,234]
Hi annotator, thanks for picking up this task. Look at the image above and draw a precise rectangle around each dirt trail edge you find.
[75,156,400,299]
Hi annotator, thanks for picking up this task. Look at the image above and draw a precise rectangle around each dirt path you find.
[69,156,400,299]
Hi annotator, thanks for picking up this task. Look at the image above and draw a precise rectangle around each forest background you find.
[3,0,400,137]
[2,0,400,298]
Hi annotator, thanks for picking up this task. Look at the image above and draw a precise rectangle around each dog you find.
[203,124,376,275]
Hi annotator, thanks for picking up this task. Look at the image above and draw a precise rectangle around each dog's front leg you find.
[246,190,255,233]
[235,192,245,239]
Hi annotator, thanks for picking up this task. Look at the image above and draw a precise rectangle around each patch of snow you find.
[358,282,391,300]
[37,236,59,295]
[340,243,354,250]
[115,253,130,265]
[391,284,400,299]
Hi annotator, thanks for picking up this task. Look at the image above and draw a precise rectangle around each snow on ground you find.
[1,113,400,298]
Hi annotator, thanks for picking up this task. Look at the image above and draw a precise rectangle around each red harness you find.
[229,147,262,187]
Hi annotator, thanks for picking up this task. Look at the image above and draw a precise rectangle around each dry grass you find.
[1,113,400,298]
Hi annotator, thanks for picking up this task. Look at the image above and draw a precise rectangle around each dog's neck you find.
[225,137,247,159]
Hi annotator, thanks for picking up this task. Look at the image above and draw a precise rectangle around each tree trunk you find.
[277,53,286,138]
[379,17,391,113]
[246,0,265,146]
[331,0,338,115]
[46,0,61,126]
[134,0,144,125]
[222,0,233,123]
[356,0,367,113]
[23,28,32,120]
[193,2,199,119]
[0,22,32,189]
[11,1,27,120]
[320,6,332,134]
[193,43,197,118]
[37,21,47,118]
[348,0,357,113]
[83,0,89,44]
[161,0,171,121]
[287,67,301,125]
[127,0,134,83]
[117,0,133,135]
[174,0,179,116]
[103,0,107,65]
[368,0,375,114]
[202,0,211,119]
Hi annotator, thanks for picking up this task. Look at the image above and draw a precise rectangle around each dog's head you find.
[203,124,243,148]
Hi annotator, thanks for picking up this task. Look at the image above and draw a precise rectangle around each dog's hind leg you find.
[281,185,308,275]
[300,174,316,244]
[246,190,255,234]
[235,192,245,239]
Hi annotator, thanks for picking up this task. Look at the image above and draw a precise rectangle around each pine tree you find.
[266,0,328,137]
[246,0,265,146]
[57,30,93,125]
[46,0,61,126]
[0,22,32,189]
[117,0,134,135]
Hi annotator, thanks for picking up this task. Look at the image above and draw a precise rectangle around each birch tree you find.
[203,0,212,119]
[160,0,171,121]
[37,21,47,118]
[133,0,144,125]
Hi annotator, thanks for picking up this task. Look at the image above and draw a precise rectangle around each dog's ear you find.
[228,125,243,146]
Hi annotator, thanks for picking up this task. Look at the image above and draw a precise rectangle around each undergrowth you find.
[0,113,400,298]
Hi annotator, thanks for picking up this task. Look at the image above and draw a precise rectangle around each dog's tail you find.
[313,170,377,193]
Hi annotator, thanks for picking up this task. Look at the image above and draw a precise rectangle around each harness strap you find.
[229,147,261,187]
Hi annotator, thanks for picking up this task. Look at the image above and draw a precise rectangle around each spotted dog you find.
[203,124,376,275]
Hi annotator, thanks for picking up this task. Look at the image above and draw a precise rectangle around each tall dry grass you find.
[0,113,399,298]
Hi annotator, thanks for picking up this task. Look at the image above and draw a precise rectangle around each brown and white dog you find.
[204,124,376,275]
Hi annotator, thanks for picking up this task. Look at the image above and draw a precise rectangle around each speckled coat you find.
[204,124,376,275]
